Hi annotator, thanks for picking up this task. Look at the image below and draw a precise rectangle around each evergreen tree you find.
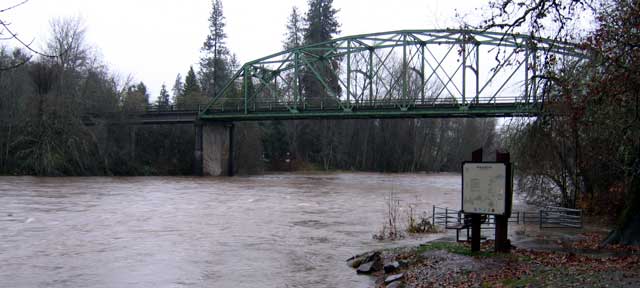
[171,73,183,106]
[283,6,304,50]
[180,66,206,108]
[303,0,340,45]
[296,0,342,170]
[184,67,200,95]
[156,84,170,109]
[200,0,232,99]
[301,0,341,103]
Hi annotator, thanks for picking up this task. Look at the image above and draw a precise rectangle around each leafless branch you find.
[0,18,57,58]
[0,0,28,14]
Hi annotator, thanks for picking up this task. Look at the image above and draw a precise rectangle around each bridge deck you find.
[199,102,540,121]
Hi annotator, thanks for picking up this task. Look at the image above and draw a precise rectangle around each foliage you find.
[156,84,170,109]
[283,6,304,50]
[0,17,195,176]
[303,0,340,44]
[1,1,501,178]
[487,0,640,244]
[123,82,149,111]
[179,66,206,108]
[406,204,439,234]
[171,73,183,105]
[200,0,232,99]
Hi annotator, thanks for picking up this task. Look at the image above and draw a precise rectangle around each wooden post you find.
[470,148,483,252]
[495,151,512,253]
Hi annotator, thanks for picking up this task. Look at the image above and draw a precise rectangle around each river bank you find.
[348,228,640,287]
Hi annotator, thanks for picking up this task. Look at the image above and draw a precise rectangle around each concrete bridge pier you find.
[194,122,234,176]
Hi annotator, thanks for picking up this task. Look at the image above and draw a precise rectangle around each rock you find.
[346,256,365,268]
[386,282,402,288]
[384,261,400,273]
[356,261,376,274]
[384,273,404,284]
[348,251,382,271]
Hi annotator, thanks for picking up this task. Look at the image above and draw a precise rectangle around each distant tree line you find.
[0,0,498,176]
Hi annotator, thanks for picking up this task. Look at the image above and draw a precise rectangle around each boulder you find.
[348,251,382,271]
[356,261,376,274]
[384,273,404,284]
[384,261,400,274]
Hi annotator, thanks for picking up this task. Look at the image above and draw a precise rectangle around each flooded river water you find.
[0,173,463,288]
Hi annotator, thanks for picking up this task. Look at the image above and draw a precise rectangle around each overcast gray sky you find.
[4,0,489,98]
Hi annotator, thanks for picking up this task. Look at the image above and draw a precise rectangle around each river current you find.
[0,173,462,288]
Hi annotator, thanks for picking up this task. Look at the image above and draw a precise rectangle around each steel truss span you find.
[199,29,586,121]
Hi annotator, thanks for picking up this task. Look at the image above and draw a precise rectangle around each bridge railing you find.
[204,95,538,114]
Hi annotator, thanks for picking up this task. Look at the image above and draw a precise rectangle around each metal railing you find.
[540,206,583,228]
[205,96,537,114]
[432,205,583,241]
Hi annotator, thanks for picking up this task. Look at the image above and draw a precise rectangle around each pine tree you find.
[303,0,340,45]
[200,0,232,99]
[283,6,304,50]
[156,84,170,109]
[171,73,183,106]
[184,67,201,95]
[179,66,206,108]
[297,0,342,170]
[301,0,341,102]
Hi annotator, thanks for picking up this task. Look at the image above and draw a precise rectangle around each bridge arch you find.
[199,29,587,121]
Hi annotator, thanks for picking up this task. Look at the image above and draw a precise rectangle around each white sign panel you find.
[462,163,507,215]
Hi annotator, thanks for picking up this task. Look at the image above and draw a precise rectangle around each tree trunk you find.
[604,161,640,246]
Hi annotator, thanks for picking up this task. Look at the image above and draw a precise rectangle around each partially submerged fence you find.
[432,205,583,241]
[539,206,583,228]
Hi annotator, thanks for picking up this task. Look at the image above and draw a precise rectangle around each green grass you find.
[416,241,496,257]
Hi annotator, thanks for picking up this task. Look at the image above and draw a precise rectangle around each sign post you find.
[462,149,513,253]
[495,151,512,253]
[470,149,483,252]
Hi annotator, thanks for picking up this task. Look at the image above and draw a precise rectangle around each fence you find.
[539,206,583,228]
[432,205,583,241]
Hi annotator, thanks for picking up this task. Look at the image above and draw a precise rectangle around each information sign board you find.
[462,162,508,215]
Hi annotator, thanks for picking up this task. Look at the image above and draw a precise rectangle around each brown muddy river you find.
[0,173,463,287]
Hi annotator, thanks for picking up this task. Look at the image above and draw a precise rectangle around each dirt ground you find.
[361,223,640,287]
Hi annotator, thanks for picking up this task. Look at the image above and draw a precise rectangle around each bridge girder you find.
[199,29,587,121]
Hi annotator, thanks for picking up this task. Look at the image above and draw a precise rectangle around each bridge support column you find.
[195,122,235,176]
[194,124,203,176]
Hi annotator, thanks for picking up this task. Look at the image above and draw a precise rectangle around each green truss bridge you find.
[193,29,586,122]
[110,29,587,176]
